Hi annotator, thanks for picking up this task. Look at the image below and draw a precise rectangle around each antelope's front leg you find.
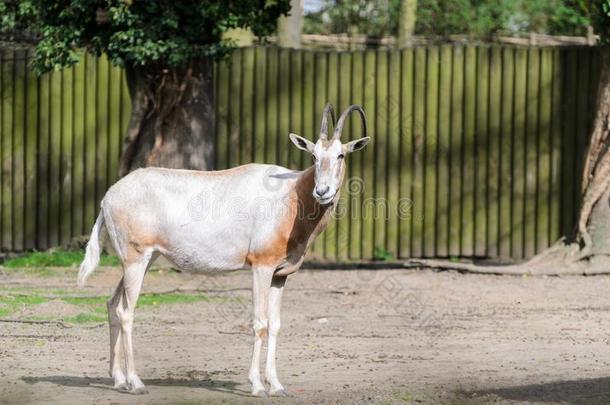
[265,275,288,396]
[248,266,274,397]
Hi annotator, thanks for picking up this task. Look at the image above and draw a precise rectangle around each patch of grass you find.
[0,295,48,317]
[5,267,61,278]
[0,291,211,323]
[373,246,394,261]
[65,313,107,324]
[138,293,210,306]
[2,248,120,268]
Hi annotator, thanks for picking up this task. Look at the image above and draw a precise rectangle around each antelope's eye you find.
[338,154,345,160]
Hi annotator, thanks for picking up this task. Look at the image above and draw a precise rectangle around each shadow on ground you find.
[21,375,250,397]
[467,377,610,405]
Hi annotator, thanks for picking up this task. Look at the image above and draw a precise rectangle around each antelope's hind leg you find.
[107,278,126,389]
[108,250,153,394]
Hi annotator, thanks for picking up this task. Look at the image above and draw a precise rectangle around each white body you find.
[101,164,312,274]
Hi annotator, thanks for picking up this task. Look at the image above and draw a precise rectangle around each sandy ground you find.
[2,266,610,404]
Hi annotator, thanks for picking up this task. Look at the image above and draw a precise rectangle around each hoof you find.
[116,382,148,395]
[252,388,268,398]
[270,388,289,397]
[115,383,130,392]
[129,386,149,395]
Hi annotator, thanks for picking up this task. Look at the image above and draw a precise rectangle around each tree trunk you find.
[575,45,610,256]
[398,0,417,48]
[277,0,302,48]
[119,59,215,176]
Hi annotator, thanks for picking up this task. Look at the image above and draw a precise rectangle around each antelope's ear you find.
[289,133,315,153]
[343,136,371,153]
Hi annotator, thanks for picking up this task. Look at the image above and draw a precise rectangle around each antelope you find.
[77,104,370,397]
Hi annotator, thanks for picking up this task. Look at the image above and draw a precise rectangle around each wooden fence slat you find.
[351,51,365,260]
[288,50,302,170]
[266,47,279,165]
[524,48,540,258]
[277,49,290,168]
[412,47,426,257]
[339,51,352,261]
[560,49,576,237]
[84,54,97,236]
[108,66,121,194]
[448,46,463,257]
[475,46,489,257]
[13,50,26,251]
[254,47,266,164]
[229,49,242,167]
[499,47,515,257]
[49,69,62,247]
[374,50,389,257]
[36,68,50,248]
[241,48,255,165]
[538,48,553,253]
[95,55,109,218]
[24,49,38,250]
[437,45,451,257]
[399,48,414,259]
[462,45,476,257]
[72,58,85,238]
[60,64,74,246]
[424,46,439,257]
[486,46,502,257]
[362,50,376,259]
[1,49,14,250]
[387,50,400,259]
[575,48,592,222]
[512,47,528,259]
[549,48,563,245]
[216,58,230,170]
[0,51,4,249]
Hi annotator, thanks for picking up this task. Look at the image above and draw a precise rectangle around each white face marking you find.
[311,139,344,204]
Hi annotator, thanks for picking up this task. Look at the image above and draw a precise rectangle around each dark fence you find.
[0,45,600,260]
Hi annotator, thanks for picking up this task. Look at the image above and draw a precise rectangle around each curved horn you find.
[332,105,367,140]
[319,103,336,139]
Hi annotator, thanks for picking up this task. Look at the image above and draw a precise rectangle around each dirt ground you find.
[2,266,610,404]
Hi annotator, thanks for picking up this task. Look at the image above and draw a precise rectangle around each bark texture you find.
[398,0,417,47]
[277,0,302,48]
[576,45,610,256]
[119,59,215,176]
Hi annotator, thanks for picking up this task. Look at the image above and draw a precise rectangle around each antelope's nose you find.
[315,185,330,197]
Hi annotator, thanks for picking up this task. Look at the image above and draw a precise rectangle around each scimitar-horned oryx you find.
[78,104,370,396]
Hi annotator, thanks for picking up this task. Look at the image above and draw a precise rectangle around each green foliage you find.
[0,0,290,73]
[0,0,39,42]
[373,246,393,261]
[592,0,610,42]
[2,248,119,268]
[303,0,592,38]
[303,0,400,37]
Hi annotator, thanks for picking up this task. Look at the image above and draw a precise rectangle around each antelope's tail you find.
[78,212,105,286]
